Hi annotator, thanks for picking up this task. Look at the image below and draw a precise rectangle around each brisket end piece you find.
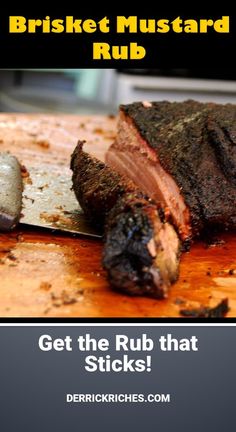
[106,101,236,241]
[71,141,139,227]
[103,195,180,298]
[71,142,180,298]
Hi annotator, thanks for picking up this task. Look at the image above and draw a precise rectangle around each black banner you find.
[0,8,235,68]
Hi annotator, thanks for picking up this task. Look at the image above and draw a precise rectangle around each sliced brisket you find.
[106,101,236,242]
[71,142,180,298]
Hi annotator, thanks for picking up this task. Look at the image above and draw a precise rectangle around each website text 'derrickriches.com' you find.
[66,392,171,403]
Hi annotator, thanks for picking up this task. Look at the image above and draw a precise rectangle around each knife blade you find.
[0,152,101,238]
[0,153,23,231]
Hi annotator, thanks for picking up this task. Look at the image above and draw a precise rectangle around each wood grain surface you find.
[0,113,235,318]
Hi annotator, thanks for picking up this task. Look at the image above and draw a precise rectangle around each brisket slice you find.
[106,101,236,242]
[71,142,180,298]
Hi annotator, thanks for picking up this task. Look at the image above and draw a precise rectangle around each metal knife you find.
[0,152,101,238]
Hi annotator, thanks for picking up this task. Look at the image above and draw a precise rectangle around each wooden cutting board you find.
[0,113,236,318]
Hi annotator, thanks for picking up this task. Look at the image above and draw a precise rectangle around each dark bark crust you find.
[71,142,180,298]
[121,101,236,237]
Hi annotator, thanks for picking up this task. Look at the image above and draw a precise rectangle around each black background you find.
[0,5,234,68]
